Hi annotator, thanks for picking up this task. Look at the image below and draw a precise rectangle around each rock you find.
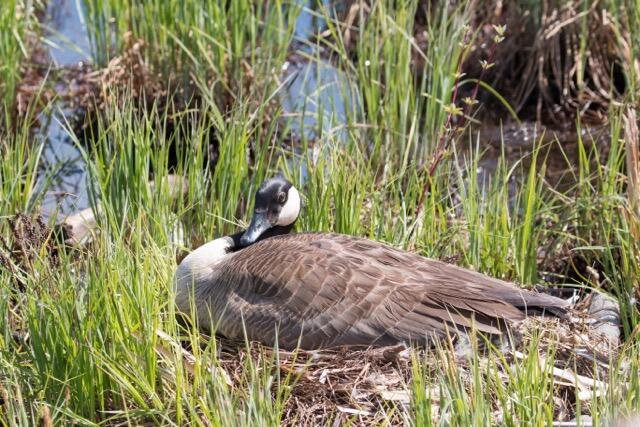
[57,174,188,247]
[58,206,99,246]
[565,415,593,426]
[612,414,640,427]
[587,293,621,347]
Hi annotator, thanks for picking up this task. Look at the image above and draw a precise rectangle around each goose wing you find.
[217,233,568,349]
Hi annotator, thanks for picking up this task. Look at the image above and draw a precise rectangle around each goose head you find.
[240,176,301,247]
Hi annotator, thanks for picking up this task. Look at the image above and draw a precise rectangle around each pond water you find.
[44,0,91,67]
[37,0,91,220]
[280,0,361,183]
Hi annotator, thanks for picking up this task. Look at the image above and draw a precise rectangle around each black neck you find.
[230,223,295,251]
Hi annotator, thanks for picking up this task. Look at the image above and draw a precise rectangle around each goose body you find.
[174,177,569,349]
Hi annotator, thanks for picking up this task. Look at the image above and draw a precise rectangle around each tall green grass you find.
[2,86,639,424]
[83,0,296,106]
[81,0,470,160]
[0,0,32,120]
[0,121,43,216]
[1,0,639,424]
[3,109,640,425]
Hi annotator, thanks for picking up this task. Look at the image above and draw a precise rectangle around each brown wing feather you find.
[211,233,568,349]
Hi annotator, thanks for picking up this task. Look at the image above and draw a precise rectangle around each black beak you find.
[240,211,272,247]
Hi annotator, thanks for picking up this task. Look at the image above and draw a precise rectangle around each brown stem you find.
[413,35,499,230]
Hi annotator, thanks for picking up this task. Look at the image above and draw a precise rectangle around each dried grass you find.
[467,0,623,124]
[0,214,59,287]
[624,107,640,220]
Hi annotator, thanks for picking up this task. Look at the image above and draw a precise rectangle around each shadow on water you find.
[458,122,611,206]
[37,0,91,221]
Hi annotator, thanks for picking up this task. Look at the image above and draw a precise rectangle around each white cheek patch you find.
[277,186,301,226]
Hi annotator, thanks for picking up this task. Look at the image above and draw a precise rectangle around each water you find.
[38,107,89,219]
[455,122,611,210]
[280,59,360,144]
[36,0,357,218]
[284,0,361,140]
[291,0,331,45]
[280,0,362,183]
[38,0,92,220]
[44,0,91,67]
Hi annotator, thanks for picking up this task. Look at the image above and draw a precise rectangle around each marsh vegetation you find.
[1,0,639,425]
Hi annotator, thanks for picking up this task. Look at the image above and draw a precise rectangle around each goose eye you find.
[277,192,287,204]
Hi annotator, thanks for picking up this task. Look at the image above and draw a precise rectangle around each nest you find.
[158,305,624,426]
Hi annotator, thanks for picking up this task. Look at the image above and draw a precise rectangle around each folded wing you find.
[213,233,568,349]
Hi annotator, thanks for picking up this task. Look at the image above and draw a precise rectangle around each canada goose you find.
[174,176,569,349]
